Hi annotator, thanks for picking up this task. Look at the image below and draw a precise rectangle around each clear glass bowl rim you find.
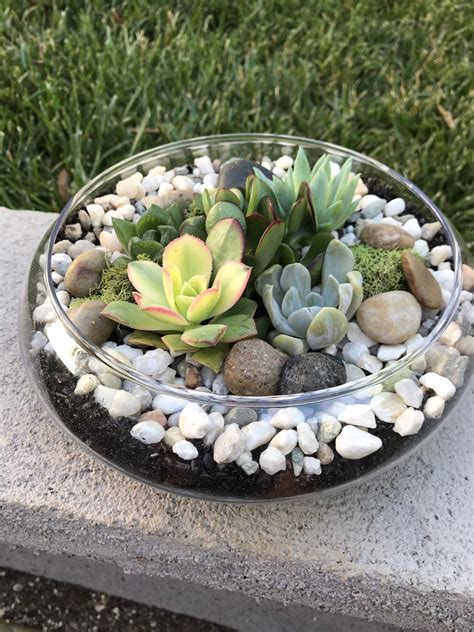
[44,133,463,409]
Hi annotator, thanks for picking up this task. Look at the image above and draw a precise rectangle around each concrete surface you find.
[0,209,473,631]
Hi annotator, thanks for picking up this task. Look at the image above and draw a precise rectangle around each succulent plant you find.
[255,239,363,354]
[253,147,361,231]
[102,234,257,363]
[112,203,184,262]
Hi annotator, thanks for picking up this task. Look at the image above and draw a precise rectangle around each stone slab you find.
[0,209,473,630]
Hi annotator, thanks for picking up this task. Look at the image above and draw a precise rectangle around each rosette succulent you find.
[112,203,184,262]
[102,234,257,362]
[255,240,363,354]
[254,147,361,231]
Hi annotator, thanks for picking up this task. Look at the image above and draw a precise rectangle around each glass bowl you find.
[20,134,473,502]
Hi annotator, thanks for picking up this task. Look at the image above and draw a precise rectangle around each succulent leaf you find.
[181,324,228,348]
[322,239,354,285]
[102,301,179,331]
[306,307,348,349]
[187,285,221,322]
[252,219,285,277]
[206,218,245,271]
[161,334,196,354]
[163,233,213,284]
[211,313,257,343]
[128,260,169,305]
[112,217,137,251]
[322,274,340,308]
[205,201,246,233]
[192,347,226,373]
[210,261,252,316]
[273,334,308,356]
[279,262,311,296]
[126,330,168,349]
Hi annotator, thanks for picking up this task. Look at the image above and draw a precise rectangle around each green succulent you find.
[112,203,184,262]
[253,147,361,231]
[255,239,363,354]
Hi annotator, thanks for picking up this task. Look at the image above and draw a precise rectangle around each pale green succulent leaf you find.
[211,313,257,343]
[181,324,228,348]
[281,286,304,318]
[306,307,348,350]
[163,233,213,284]
[273,334,308,356]
[322,274,340,308]
[192,347,226,373]
[102,301,180,332]
[279,262,311,297]
[322,239,354,284]
[206,218,245,271]
[338,282,354,315]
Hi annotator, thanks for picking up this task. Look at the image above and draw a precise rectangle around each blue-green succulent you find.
[255,239,363,354]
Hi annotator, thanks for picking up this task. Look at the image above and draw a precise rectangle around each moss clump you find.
[70,257,135,307]
[351,244,414,299]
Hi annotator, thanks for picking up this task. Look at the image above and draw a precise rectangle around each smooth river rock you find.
[68,299,115,346]
[64,249,106,298]
[356,291,422,344]
[223,339,288,396]
[278,352,346,394]
[360,224,415,250]
[401,251,443,309]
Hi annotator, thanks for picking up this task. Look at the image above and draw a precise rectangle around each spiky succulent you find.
[112,204,184,262]
[254,147,361,231]
[102,234,257,363]
[255,240,363,354]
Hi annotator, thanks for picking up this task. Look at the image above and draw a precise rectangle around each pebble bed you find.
[31,153,474,483]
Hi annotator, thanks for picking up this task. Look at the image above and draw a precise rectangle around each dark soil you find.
[37,351,462,502]
[0,567,233,631]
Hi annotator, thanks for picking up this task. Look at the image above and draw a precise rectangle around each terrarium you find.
[20,134,473,502]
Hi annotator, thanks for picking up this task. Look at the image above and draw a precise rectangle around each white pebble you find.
[393,408,424,436]
[141,175,163,193]
[370,392,407,423]
[259,447,286,475]
[346,323,376,348]
[51,271,64,284]
[423,395,445,419]
[56,290,70,306]
[296,422,319,454]
[421,221,441,241]
[152,394,187,415]
[164,427,185,447]
[194,155,215,176]
[269,429,298,455]
[213,424,247,464]
[51,253,72,275]
[99,230,123,252]
[74,374,99,395]
[429,245,452,266]
[103,209,122,226]
[133,348,172,377]
[148,165,166,177]
[272,165,286,178]
[116,203,135,220]
[236,452,259,476]
[33,303,56,324]
[337,404,376,428]
[179,403,211,439]
[275,155,293,170]
[242,421,277,451]
[439,322,462,347]
[270,407,305,429]
[157,181,174,196]
[303,456,322,475]
[115,344,143,362]
[173,440,198,460]
[109,390,141,418]
[406,334,424,354]
[403,218,422,240]
[202,411,225,446]
[31,330,48,351]
[384,198,406,217]
[419,373,456,400]
[343,341,369,364]
[357,354,383,373]
[377,344,406,362]
[171,175,194,192]
[394,379,423,408]
[203,173,219,188]
[116,176,145,199]
[86,204,105,226]
[122,380,153,410]
[360,194,386,216]
[413,239,429,258]
[131,421,165,444]
[335,426,382,459]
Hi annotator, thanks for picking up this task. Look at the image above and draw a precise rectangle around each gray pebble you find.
[212,373,229,395]
[64,223,83,241]
[291,447,304,476]
[225,407,258,426]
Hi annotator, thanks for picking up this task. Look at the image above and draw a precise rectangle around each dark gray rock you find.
[278,352,346,394]
[225,407,258,426]
[217,158,273,191]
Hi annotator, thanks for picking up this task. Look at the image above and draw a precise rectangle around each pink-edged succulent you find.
[102,234,257,355]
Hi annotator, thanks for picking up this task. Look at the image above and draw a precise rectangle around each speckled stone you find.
[278,353,346,394]
[223,339,288,396]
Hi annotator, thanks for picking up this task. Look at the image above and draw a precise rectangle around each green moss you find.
[352,245,412,299]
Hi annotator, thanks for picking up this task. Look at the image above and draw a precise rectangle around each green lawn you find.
[1,0,472,245]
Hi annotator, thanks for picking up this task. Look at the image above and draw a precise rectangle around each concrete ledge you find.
[1,209,473,630]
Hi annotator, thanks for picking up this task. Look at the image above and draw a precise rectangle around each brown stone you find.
[223,339,288,396]
[360,224,415,250]
[356,291,422,344]
[185,365,202,389]
[68,300,115,346]
[64,249,106,298]
[139,409,167,427]
[401,252,443,309]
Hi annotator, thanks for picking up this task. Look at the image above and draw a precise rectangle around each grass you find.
[1,0,473,246]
